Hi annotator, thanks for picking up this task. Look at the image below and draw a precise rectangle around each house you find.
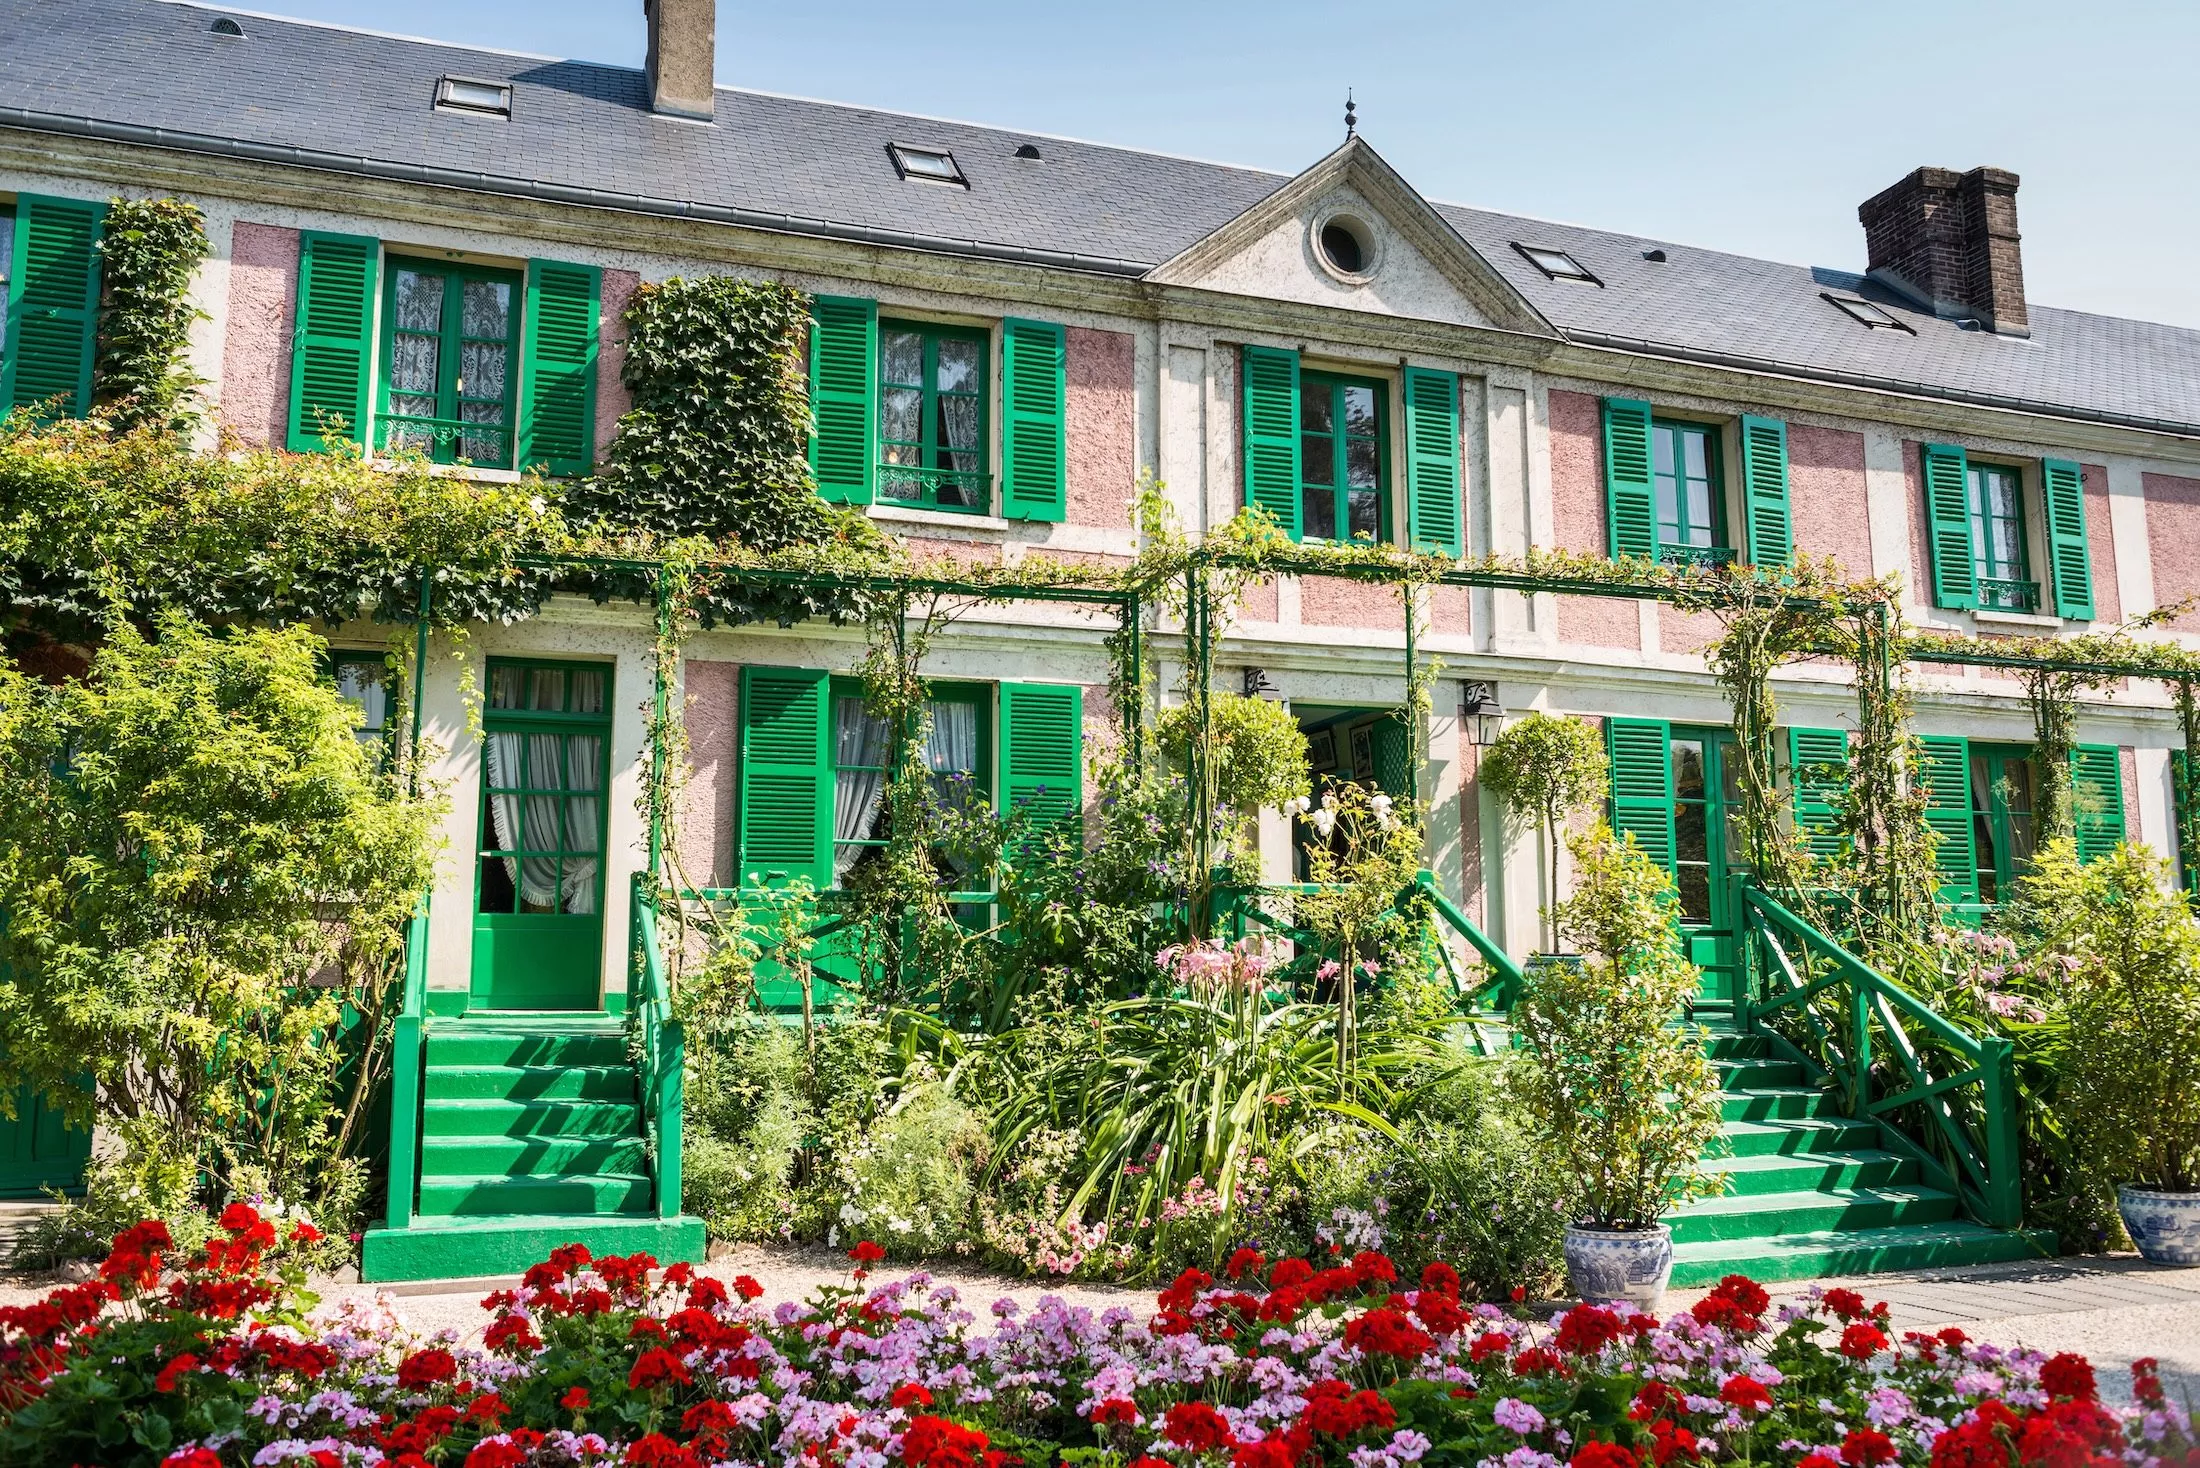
[4,0,2195,1281]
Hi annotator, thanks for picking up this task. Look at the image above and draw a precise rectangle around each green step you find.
[1715,1056,1806,1088]
[1667,1184,1957,1244]
[1698,1031,1773,1059]
[363,1212,703,1282]
[1718,1086,1831,1121]
[1670,1222,2054,1287]
[421,1134,650,1178]
[418,1172,652,1217]
[422,1097,640,1139]
[426,1027,629,1068]
[425,1065,637,1102]
[1693,1149,1914,1196]
[1717,1116,1882,1157]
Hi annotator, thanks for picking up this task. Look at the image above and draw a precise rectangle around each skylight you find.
[434,76,512,119]
[1513,243,1600,285]
[889,144,967,187]
[1822,292,1915,333]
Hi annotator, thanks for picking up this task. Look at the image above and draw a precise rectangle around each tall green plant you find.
[1292,781,1426,1087]
[1477,711,1607,951]
[1509,824,1724,1229]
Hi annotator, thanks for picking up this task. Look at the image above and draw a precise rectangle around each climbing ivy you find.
[92,197,210,434]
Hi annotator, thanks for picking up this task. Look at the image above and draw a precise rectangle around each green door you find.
[1671,727,1746,1018]
[471,659,612,1011]
[0,1084,90,1199]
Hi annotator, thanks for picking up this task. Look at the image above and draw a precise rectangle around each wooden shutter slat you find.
[1739,414,1793,568]
[738,666,832,891]
[1788,727,1850,859]
[1922,443,1976,610]
[2070,743,2125,863]
[1607,718,1675,876]
[1001,683,1082,846]
[1241,344,1301,542]
[1403,365,1462,557]
[519,259,601,477]
[808,295,876,505]
[2040,458,2095,621]
[1001,318,1066,522]
[2,194,105,420]
[287,231,380,452]
[1917,734,1976,900]
[1602,398,1656,561]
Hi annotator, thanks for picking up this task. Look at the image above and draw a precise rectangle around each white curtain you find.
[484,731,525,899]
[562,733,602,915]
[834,696,891,880]
[521,732,565,912]
[926,699,980,883]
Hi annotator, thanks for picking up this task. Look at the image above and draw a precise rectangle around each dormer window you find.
[888,143,966,187]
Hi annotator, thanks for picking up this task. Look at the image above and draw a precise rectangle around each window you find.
[1822,292,1914,333]
[1970,744,2036,904]
[827,678,992,896]
[1670,734,1743,925]
[1968,463,2036,611]
[1513,243,1599,284]
[878,320,990,512]
[378,260,520,468]
[476,661,610,918]
[332,651,394,765]
[1299,372,1388,542]
[1651,420,1726,561]
[888,144,966,187]
[435,76,511,117]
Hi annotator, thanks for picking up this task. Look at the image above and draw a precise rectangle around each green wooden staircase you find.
[1667,1028,2047,1286]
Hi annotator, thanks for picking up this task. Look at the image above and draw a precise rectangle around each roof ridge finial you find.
[1344,89,1357,139]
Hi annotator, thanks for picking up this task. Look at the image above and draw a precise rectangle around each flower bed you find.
[0,1215,2192,1468]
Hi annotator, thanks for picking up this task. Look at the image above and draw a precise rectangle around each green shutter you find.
[1789,727,1850,859]
[287,231,380,452]
[2,194,104,420]
[1601,398,1656,561]
[737,666,833,891]
[1917,734,1977,901]
[518,259,601,477]
[2040,458,2095,621]
[1922,443,1976,610]
[1369,715,1412,801]
[1607,718,1676,877]
[1001,318,1066,522]
[1001,683,1083,845]
[1739,415,1793,568]
[1403,366,1462,557]
[2070,744,2125,864]
[808,295,876,505]
[1241,345,1301,541]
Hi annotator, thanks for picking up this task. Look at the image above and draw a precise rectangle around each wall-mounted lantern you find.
[1463,681,1506,745]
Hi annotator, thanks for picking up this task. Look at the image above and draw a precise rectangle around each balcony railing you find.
[376,414,513,469]
[878,463,992,512]
[1657,542,1737,569]
[1977,576,2041,613]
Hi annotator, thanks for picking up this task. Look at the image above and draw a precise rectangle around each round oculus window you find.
[1319,220,1368,275]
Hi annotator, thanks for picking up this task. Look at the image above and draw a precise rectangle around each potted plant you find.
[1477,711,1608,954]
[2038,841,2200,1262]
[1509,823,1724,1308]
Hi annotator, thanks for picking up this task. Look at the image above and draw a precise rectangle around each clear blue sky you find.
[248,0,2200,329]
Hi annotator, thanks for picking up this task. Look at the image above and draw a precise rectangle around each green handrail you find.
[629,876,684,1220]
[1736,877,2023,1230]
[1408,869,1524,1011]
[383,898,431,1232]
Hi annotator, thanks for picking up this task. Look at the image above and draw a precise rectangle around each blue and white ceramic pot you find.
[1562,1223,1673,1311]
[2117,1185,2200,1265]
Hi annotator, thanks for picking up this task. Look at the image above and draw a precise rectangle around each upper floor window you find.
[1651,420,1726,561]
[1300,371,1388,543]
[1968,463,2035,611]
[878,320,990,513]
[379,260,520,469]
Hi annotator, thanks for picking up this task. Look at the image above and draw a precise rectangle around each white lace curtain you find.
[484,730,601,914]
[831,697,982,882]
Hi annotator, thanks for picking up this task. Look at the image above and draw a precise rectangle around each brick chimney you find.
[1858,166,2029,336]
[644,0,715,121]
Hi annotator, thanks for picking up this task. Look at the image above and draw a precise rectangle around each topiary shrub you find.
[1477,711,1608,951]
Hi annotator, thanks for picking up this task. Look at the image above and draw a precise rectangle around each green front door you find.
[1671,727,1746,1017]
[0,1083,90,1199]
[471,659,612,1011]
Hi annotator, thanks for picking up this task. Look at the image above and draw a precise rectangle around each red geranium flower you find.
[848,1240,886,1265]
[894,1383,936,1409]
[1839,1322,1891,1360]
[397,1347,459,1390]
[1571,1443,1640,1468]
[154,1352,199,1393]
[2038,1352,2097,1402]
[161,1452,224,1468]
[1554,1303,1624,1355]
[1226,1248,1267,1281]
[1164,1401,1235,1454]
[1822,1287,1870,1322]
[1342,1306,1435,1361]
[1798,1456,1841,1468]
[1349,1251,1397,1288]
[903,1414,992,1468]
[1841,1429,1898,1467]
[1719,1376,1772,1413]
[561,1386,590,1411]
[1419,1261,1462,1299]
[732,1274,765,1301]
[1269,1258,1315,1291]
[625,1433,705,1468]
[628,1346,693,1392]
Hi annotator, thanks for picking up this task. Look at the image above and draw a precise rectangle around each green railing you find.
[1736,879,2023,1229]
[628,875,685,1220]
[1411,870,1525,1013]
[382,898,431,1231]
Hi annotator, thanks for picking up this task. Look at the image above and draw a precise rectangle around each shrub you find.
[1156,690,1311,816]
[1510,823,1725,1229]
[843,1079,991,1258]
[1477,712,1608,951]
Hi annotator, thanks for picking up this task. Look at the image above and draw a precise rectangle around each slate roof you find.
[8,0,2200,435]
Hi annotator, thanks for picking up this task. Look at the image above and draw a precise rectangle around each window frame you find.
[1969,742,2036,903]
[1967,461,2038,612]
[473,657,614,921]
[1297,369,1392,545]
[375,255,523,470]
[330,648,396,769]
[875,317,993,515]
[1649,417,1730,564]
[825,676,995,901]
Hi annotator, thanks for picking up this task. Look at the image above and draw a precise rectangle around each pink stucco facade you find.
[594,268,642,459]
[1549,388,1641,650]
[1066,326,1136,531]
[1302,575,1406,630]
[678,659,739,889]
[1238,578,1279,624]
[2081,463,2120,624]
[220,221,299,448]
[1787,424,1871,575]
[2145,471,2200,633]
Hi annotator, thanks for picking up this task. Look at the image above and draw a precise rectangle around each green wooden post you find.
[1402,584,1422,791]
[1125,590,1145,769]
[647,567,671,883]
[1850,982,1873,1116]
[383,904,430,1231]
[408,570,432,798]
[1978,1035,2023,1228]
